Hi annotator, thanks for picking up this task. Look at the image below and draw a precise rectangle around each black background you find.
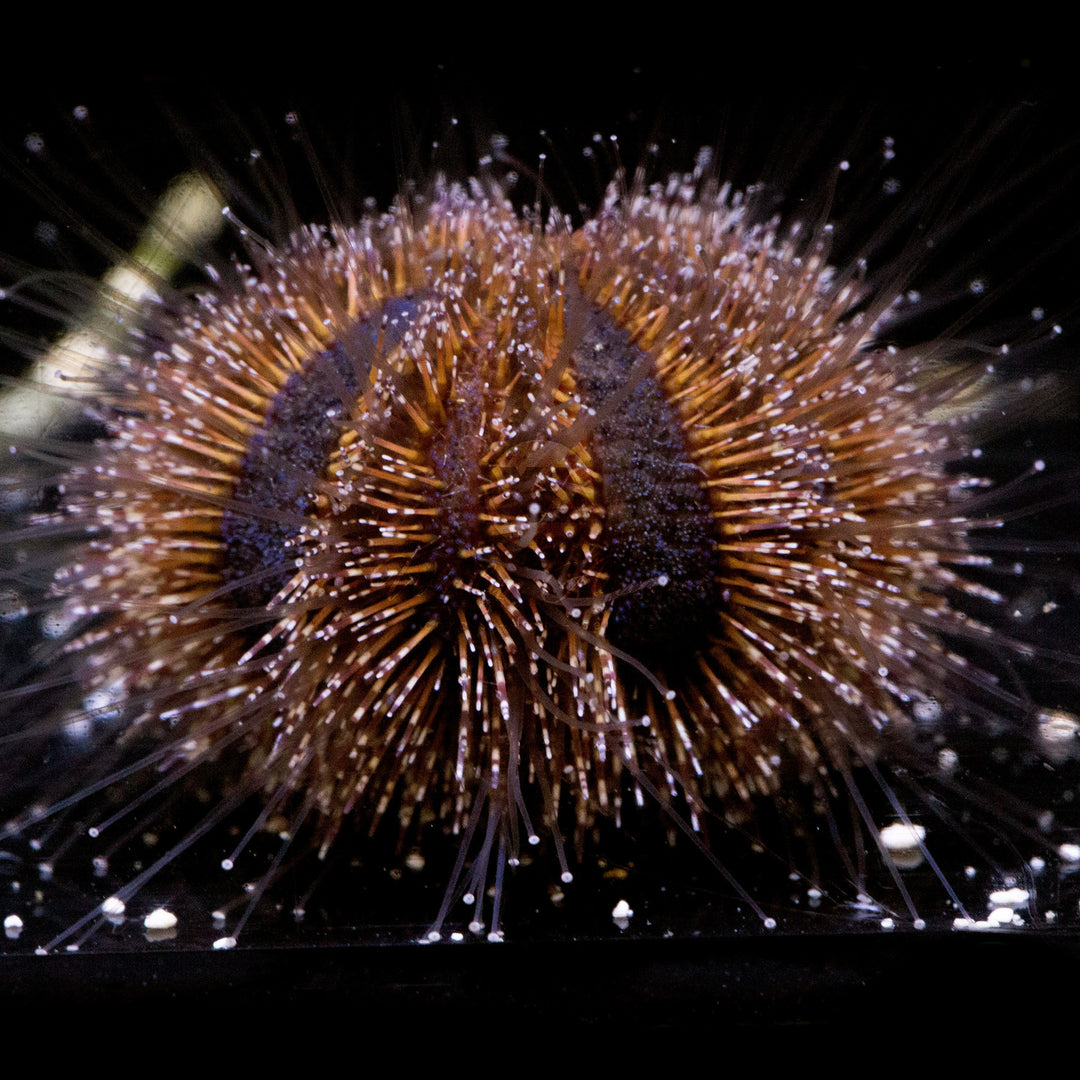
[2,35,1079,1031]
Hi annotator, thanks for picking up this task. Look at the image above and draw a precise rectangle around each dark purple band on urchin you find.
[220,296,418,608]
[219,296,721,658]
[572,308,722,657]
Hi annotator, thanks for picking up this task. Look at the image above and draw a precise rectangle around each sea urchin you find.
[1,145,1074,949]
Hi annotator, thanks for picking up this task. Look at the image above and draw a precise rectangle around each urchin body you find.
[4,169,1017,942]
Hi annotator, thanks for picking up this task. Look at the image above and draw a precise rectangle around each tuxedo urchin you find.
[1,104,1078,953]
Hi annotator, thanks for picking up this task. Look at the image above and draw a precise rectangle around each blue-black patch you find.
[219,296,418,608]
[573,308,722,656]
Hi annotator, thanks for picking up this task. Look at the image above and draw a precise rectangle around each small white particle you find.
[880,822,926,852]
[912,697,942,723]
[987,907,1022,927]
[143,907,177,931]
[213,936,237,951]
[1038,709,1079,744]
[101,896,126,917]
[611,899,633,920]
[989,888,1030,909]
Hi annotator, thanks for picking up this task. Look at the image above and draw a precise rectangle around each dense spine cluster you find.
[0,161,1067,947]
